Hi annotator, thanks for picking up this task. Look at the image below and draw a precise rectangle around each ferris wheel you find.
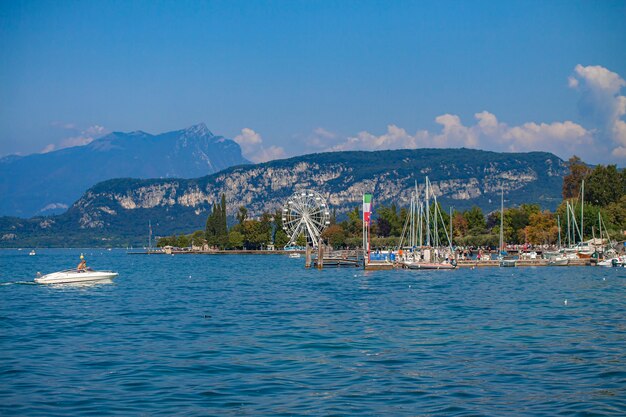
[282,190,331,248]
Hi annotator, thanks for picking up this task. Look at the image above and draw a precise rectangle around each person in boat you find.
[77,255,87,272]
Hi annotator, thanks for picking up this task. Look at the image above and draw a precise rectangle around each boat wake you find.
[0,281,38,286]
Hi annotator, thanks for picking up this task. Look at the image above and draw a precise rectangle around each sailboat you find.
[498,188,516,267]
[545,214,569,266]
[398,178,457,270]
[566,179,600,259]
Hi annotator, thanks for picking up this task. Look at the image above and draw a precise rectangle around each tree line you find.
[157,156,625,249]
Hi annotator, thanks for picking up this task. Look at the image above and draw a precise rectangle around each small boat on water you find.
[403,261,456,270]
[499,258,517,268]
[597,256,625,268]
[29,250,36,256]
[35,268,118,284]
[288,252,301,259]
[547,257,569,266]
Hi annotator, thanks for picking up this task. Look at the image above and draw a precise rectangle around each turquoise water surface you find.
[1,249,625,416]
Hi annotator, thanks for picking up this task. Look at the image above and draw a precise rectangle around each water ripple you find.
[1,249,625,415]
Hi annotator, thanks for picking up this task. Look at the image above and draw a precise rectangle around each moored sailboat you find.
[498,187,516,268]
[397,177,457,270]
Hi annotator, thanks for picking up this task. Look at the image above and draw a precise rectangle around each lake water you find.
[1,249,625,416]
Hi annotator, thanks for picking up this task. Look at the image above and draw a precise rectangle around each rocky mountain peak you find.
[182,123,214,138]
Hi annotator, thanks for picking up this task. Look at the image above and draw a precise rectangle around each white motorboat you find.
[548,256,569,266]
[597,257,624,268]
[499,258,517,268]
[403,261,456,270]
[29,250,36,256]
[35,268,118,284]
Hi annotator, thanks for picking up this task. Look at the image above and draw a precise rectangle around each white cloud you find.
[569,64,626,159]
[254,145,287,163]
[42,124,108,153]
[41,144,56,153]
[613,119,626,147]
[572,64,625,93]
[233,127,262,149]
[295,127,342,154]
[313,127,336,139]
[234,128,286,163]
[317,112,593,159]
[612,146,626,158]
[284,65,624,164]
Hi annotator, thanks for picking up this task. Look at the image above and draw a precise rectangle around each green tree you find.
[236,206,248,224]
[177,234,190,248]
[217,194,228,248]
[157,235,175,247]
[585,164,625,207]
[322,224,347,248]
[452,211,469,239]
[274,229,290,248]
[464,206,486,234]
[191,230,206,247]
[259,212,273,247]
[376,217,392,237]
[272,209,290,247]
[205,194,229,248]
[241,219,267,249]
[344,206,363,237]
[605,195,626,235]
[228,230,244,249]
[375,204,402,237]
[524,210,558,244]
[562,155,591,199]
[296,233,307,247]
[504,204,540,244]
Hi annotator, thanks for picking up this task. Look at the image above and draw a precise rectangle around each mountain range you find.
[0,148,568,247]
[0,124,249,217]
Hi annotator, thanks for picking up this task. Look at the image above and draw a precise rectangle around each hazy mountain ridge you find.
[0,148,567,247]
[0,124,250,217]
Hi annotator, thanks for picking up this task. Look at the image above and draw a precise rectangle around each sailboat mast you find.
[580,179,585,243]
[598,212,602,250]
[557,214,562,249]
[566,202,571,248]
[500,187,504,253]
[433,195,439,248]
[418,201,423,248]
[450,206,452,247]
[415,181,419,248]
[425,177,431,247]
[410,192,415,247]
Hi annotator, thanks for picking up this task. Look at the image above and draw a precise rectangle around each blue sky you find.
[1,0,625,164]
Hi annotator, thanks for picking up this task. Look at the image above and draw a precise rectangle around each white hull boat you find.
[403,261,456,270]
[35,269,118,284]
[499,259,517,268]
[597,257,624,268]
[548,257,569,266]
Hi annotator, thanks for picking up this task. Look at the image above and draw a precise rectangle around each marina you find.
[126,247,617,269]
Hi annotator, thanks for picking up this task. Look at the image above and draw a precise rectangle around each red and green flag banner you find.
[363,193,372,224]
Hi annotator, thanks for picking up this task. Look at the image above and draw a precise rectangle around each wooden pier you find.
[306,245,363,268]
